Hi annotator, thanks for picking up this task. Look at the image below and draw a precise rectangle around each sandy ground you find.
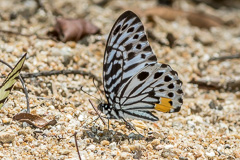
[0,0,240,159]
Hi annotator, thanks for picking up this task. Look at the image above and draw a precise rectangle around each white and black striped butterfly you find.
[98,11,183,124]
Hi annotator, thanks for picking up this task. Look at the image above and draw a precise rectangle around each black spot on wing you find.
[136,25,144,32]
[127,27,134,33]
[178,97,183,103]
[136,44,142,49]
[137,71,149,81]
[177,89,183,94]
[168,92,174,98]
[122,24,128,31]
[125,43,133,51]
[169,100,173,106]
[170,70,178,76]
[164,75,172,82]
[174,107,181,112]
[113,25,121,35]
[176,80,182,85]
[143,46,151,51]
[161,64,168,68]
[154,72,163,79]
[133,34,139,39]
[141,54,146,59]
[140,35,147,42]
[148,55,157,61]
[168,83,174,89]
[128,52,135,60]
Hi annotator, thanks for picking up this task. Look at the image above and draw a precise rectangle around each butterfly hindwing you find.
[118,63,183,115]
[103,11,157,103]
[0,53,27,108]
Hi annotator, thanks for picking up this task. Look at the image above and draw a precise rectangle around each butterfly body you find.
[99,11,183,123]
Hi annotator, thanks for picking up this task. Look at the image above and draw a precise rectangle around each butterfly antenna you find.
[92,78,104,101]
[80,86,101,101]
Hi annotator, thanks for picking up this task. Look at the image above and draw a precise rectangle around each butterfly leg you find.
[121,117,142,135]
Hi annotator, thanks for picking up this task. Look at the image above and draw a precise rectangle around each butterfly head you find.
[97,103,116,119]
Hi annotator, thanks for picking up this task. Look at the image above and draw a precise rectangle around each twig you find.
[2,69,102,86]
[189,78,240,91]
[73,132,81,160]
[34,0,47,12]
[0,29,58,42]
[209,54,240,61]
[0,60,30,113]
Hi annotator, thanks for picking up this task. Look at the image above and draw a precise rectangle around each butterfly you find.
[0,53,27,108]
[97,11,183,126]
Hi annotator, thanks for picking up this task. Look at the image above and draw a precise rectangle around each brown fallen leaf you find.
[144,6,224,29]
[47,18,100,42]
[13,113,57,128]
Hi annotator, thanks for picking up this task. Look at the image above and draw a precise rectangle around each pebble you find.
[86,144,96,151]
[151,139,160,146]
[206,150,215,157]
[0,131,15,143]
[165,145,174,150]
[121,145,131,152]
[109,142,117,150]
[101,140,110,146]
[119,152,130,160]
[2,117,11,124]
[59,149,71,155]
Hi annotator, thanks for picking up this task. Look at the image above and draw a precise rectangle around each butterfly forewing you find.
[103,11,157,103]
[0,53,27,108]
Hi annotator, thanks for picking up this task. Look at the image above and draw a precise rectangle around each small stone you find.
[2,118,11,124]
[109,142,117,150]
[165,145,174,149]
[59,149,71,155]
[206,150,215,157]
[24,135,34,142]
[49,105,55,110]
[67,41,76,48]
[0,132,15,143]
[119,152,130,160]
[86,144,96,151]
[151,139,160,146]
[101,140,110,146]
[121,145,131,152]
[155,144,164,150]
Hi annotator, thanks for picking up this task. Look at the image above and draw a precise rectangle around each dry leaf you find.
[13,113,57,128]
[144,7,223,29]
[48,18,100,42]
